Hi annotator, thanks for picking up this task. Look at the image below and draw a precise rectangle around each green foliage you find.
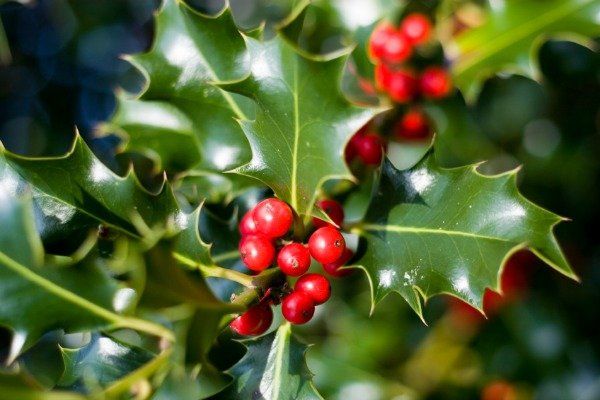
[0,372,85,400]
[58,334,155,391]
[451,0,600,98]
[108,0,257,198]
[224,34,378,218]
[215,323,322,400]
[0,0,586,398]
[353,153,574,317]
[1,135,180,238]
[0,194,169,360]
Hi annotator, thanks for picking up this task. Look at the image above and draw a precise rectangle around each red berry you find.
[313,199,344,228]
[344,133,360,164]
[230,303,273,336]
[400,13,432,45]
[282,291,315,324]
[356,133,384,165]
[394,108,431,140]
[323,248,354,277]
[239,210,258,236]
[482,381,516,400]
[295,273,331,305]
[308,227,346,264]
[420,66,452,99]
[345,130,366,163]
[374,63,393,91]
[387,69,417,103]
[239,235,275,272]
[277,243,311,277]
[381,30,412,64]
[253,198,293,238]
[368,21,395,62]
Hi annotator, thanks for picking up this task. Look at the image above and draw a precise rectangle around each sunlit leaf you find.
[224,33,378,217]
[215,323,323,399]
[353,152,575,317]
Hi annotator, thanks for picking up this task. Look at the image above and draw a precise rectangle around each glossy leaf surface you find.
[1,135,179,238]
[58,334,155,391]
[451,0,600,97]
[225,34,378,217]
[0,195,170,359]
[216,323,322,399]
[110,0,253,176]
[354,153,575,317]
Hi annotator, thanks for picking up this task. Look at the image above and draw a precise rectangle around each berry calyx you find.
[282,291,315,324]
[295,273,331,305]
[239,210,258,236]
[308,226,346,264]
[420,66,452,99]
[253,198,293,238]
[239,235,275,272]
[386,69,417,103]
[277,243,311,277]
[323,248,354,277]
[313,199,345,228]
[368,22,395,62]
[356,133,384,165]
[400,13,432,45]
[381,30,412,64]
[394,108,431,140]
[230,303,273,336]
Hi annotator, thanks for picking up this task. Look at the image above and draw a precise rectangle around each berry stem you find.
[173,253,256,288]
[199,265,255,287]
[219,268,287,331]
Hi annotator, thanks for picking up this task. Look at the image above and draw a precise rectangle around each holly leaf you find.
[353,152,575,318]
[451,0,600,98]
[1,135,179,239]
[224,33,378,217]
[215,323,323,400]
[0,371,85,400]
[0,194,172,362]
[58,334,156,392]
[108,0,254,182]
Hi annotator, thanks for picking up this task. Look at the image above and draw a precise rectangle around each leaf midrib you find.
[0,250,173,339]
[0,250,121,322]
[290,59,300,211]
[359,224,511,242]
[270,323,290,400]
[455,0,595,76]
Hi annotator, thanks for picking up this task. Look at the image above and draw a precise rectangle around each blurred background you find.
[1,0,599,399]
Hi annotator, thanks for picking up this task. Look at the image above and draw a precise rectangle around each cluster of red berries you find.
[370,13,452,103]
[230,197,353,336]
[346,13,454,166]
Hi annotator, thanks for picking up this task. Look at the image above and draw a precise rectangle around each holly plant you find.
[1,0,597,399]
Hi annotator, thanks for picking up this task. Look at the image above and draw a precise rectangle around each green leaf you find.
[141,206,241,348]
[109,0,254,178]
[451,0,600,98]
[353,153,575,318]
[0,372,84,400]
[1,135,179,238]
[151,363,231,400]
[0,194,173,359]
[58,334,155,392]
[224,34,378,217]
[215,323,323,400]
